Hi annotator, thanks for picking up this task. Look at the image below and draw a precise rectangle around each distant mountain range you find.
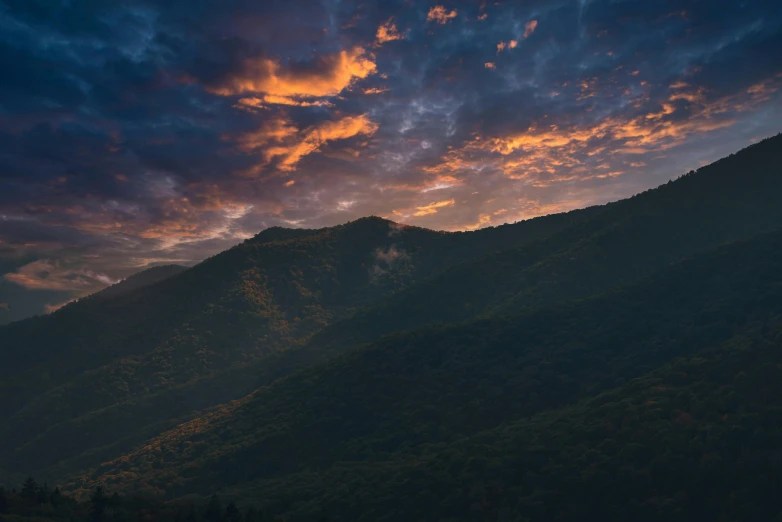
[2,134,782,521]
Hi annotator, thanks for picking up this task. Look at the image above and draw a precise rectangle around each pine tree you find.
[51,487,63,508]
[36,482,50,505]
[224,502,241,522]
[90,486,108,522]
[185,505,198,522]
[21,477,38,505]
[243,506,257,522]
[204,494,222,522]
[0,486,8,514]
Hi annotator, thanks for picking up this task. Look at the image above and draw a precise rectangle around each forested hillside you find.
[1,135,781,521]
[68,227,782,516]
[0,199,595,482]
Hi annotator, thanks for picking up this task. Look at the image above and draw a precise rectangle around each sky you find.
[1,0,781,323]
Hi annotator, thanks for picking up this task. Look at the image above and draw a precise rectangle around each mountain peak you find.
[90,264,188,300]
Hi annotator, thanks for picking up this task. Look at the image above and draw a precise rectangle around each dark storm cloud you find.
[1,0,781,319]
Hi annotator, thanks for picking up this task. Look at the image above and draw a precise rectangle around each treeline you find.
[0,478,313,522]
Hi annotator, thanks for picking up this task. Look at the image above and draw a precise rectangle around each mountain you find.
[0,206,595,481]
[1,135,781,520]
[210,132,782,399]
[66,226,782,517]
[90,265,188,300]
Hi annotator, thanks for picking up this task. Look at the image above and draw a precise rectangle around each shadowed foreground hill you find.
[72,226,782,520]
[0,204,595,481]
[239,133,782,389]
[1,135,782,521]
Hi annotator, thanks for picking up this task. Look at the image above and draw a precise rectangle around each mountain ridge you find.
[1,134,782,521]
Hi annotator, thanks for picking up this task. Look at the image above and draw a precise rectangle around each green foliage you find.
[204,494,222,522]
[0,197,591,479]
[2,135,782,520]
[62,224,782,520]
[0,482,277,522]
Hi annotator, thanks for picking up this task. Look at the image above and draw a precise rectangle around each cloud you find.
[0,302,9,312]
[374,245,409,265]
[462,213,492,231]
[1,0,782,321]
[427,74,782,187]
[236,116,299,152]
[363,87,389,95]
[4,260,118,292]
[523,20,538,38]
[240,114,379,172]
[235,96,333,110]
[409,199,456,217]
[427,6,458,24]
[376,18,405,45]
[206,47,377,99]
[44,298,79,314]
[388,222,409,237]
[371,244,412,282]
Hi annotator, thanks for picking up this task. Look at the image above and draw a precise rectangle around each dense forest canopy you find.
[2,135,782,521]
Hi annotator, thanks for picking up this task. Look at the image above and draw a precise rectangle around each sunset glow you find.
[1,0,781,320]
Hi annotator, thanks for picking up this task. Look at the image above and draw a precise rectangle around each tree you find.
[90,486,108,522]
[243,507,257,522]
[204,494,222,522]
[21,476,38,505]
[0,486,8,514]
[51,486,63,508]
[224,502,241,522]
[37,482,50,505]
[185,505,198,522]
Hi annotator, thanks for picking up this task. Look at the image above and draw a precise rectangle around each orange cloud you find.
[484,62,496,69]
[392,198,457,218]
[412,199,455,217]
[363,87,389,95]
[209,47,376,99]
[523,20,538,38]
[235,96,333,110]
[381,174,463,192]
[376,18,405,44]
[423,74,782,186]
[4,260,117,292]
[427,6,458,24]
[283,180,295,187]
[236,116,298,152]
[462,213,492,230]
[478,13,488,21]
[259,114,379,171]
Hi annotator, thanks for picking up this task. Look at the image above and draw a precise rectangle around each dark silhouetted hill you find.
[2,134,782,521]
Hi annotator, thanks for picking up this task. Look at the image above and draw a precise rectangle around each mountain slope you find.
[3,135,781,499]
[244,133,782,383]
[0,209,595,480]
[90,265,188,300]
[69,226,782,508]
[230,319,782,522]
